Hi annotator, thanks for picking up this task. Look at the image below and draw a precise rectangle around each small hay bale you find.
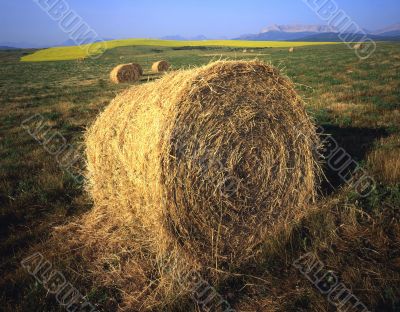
[109,63,142,84]
[152,60,170,73]
[243,49,248,53]
[289,47,294,53]
[354,43,363,50]
[82,60,320,309]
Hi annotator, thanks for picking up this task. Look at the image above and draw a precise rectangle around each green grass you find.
[1,42,400,311]
[20,38,341,62]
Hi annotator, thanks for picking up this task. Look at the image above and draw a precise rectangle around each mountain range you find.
[237,23,400,41]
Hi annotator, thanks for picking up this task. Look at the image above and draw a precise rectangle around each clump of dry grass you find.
[151,60,170,72]
[58,60,321,310]
[368,135,400,184]
[327,102,373,114]
[110,63,142,83]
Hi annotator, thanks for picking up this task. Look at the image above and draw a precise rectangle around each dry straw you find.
[62,60,320,310]
[289,47,294,53]
[152,60,170,72]
[110,63,142,83]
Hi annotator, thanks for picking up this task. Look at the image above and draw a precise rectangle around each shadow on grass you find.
[319,125,388,195]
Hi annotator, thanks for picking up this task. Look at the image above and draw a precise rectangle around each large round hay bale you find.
[152,60,170,72]
[289,47,294,53]
[110,63,142,83]
[88,59,320,265]
[85,60,320,307]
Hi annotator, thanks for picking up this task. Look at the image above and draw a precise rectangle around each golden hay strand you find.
[68,60,320,310]
[152,60,170,72]
[110,63,142,83]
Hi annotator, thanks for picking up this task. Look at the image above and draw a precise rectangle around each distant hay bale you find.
[151,60,170,73]
[243,49,248,53]
[79,60,320,309]
[354,43,363,50]
[77,57,86,62]
[109,63,142,84]
[250,49,255,53]
[289,47,294,53]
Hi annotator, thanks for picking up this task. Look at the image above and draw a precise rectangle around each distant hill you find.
[21,39,339,62]
[0,46,18,50]
[0,41,42,49]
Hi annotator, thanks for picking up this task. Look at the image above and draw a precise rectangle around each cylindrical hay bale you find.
[289,47,294,53]
[110,63,142,83]
[152,60,170,73]
[87,60,320,273]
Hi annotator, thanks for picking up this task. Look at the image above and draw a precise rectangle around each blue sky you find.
[0,0,399,45]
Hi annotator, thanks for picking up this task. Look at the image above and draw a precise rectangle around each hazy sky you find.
[0,0,399,46]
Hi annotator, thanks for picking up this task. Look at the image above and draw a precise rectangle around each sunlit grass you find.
[21,38,341,62]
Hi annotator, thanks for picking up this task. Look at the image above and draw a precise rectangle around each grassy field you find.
[1,42,400,311]
[20,38,340,62]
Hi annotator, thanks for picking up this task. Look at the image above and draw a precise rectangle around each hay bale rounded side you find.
[84,60,321,307]
[89,59,320,266]
[289,47,294,53]
[152,60,170,73]
[110,63,142,84]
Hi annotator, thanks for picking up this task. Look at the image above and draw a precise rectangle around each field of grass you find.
[1,42,400,311]
[20,38,340,62]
